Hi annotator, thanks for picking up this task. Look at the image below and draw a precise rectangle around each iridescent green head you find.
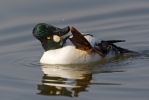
[33,23,70,51]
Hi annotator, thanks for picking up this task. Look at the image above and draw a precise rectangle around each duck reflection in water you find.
[37,63,122,97]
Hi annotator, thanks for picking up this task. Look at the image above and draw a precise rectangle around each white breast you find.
[40,35,102,64]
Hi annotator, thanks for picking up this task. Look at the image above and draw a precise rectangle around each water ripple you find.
[0,52,41,67]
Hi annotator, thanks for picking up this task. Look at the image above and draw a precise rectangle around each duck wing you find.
[95,40,138,56]
[69,27,104,57]
[69,27,92,51]
[105,40,125,43]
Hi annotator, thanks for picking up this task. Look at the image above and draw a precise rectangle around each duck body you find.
[40,35,102,64]
[33,23,138,65]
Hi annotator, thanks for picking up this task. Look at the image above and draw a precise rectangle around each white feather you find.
[40,35,102,64]
[53,35,60,42]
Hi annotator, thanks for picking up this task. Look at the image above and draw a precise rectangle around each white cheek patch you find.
[53,35,60,42]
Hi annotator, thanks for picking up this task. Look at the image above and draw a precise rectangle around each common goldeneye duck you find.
[33,23,138,64]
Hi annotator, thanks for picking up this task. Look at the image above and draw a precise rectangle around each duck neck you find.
[41,40,62,51]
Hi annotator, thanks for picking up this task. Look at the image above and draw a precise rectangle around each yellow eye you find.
[47,36,51,40]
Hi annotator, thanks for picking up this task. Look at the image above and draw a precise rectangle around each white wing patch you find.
[53,35,60,42]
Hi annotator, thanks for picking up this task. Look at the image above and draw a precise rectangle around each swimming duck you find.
[32,23,137,64]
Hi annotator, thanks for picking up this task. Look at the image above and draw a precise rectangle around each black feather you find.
[104,40,125,44]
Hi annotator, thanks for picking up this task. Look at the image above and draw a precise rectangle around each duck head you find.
[33,23,70,51]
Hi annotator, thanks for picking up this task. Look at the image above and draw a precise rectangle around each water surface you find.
[0,0,149,100]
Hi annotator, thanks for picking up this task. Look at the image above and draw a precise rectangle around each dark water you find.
[0,0,149,100]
